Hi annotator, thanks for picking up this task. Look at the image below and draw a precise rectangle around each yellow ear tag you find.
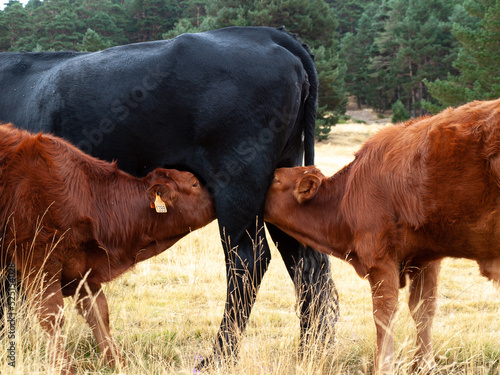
[154,194,167,213]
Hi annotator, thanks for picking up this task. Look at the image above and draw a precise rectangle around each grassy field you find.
[1,123,500,374]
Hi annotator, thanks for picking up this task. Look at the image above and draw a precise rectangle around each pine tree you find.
[391,99,410,122]
[3,1,33,50]
[75,0,128,45]
[179,0,208,28]
[25,0,43,10]
[314,45,346,140]
[78,28,112,51]
[326,0,365,35]
[365,0,459,115]
[49,9,84,50]
[163,0,208,38]
[24,0,84,51]
[339,3,379,109]
[0,12,10,51]
[425,0,500,109]
[131,0,180,42]
[340,1,395,111]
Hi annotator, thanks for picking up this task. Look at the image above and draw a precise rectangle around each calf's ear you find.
[146,183,178,213]
[294,174,322,204]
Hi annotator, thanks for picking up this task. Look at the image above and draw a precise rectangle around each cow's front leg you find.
[368,259,399,375]
[23,267,73,375]
[218,219,270,364]
[74,282,124,369]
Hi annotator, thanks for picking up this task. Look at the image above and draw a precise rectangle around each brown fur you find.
[0,124,216,374]
[264,99,500,374]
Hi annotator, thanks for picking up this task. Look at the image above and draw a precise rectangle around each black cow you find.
[0,26,338,367]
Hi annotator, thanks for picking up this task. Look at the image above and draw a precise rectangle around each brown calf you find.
[264,99,500,374]
[0,124,216,373]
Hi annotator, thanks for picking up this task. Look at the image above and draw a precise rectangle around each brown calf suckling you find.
[0,124,216,374]
[264,99,500,374]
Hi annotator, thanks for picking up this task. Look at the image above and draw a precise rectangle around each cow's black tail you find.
[301,54,317,166]
[274,27,318,166]
[300,46,317,167]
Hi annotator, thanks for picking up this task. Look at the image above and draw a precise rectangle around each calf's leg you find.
[368,260,399,375]
[24,272,73,375]
[408,260,440,372]
[74,282,123,368]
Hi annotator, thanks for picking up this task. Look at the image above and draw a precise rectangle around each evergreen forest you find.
[1,0,499,138]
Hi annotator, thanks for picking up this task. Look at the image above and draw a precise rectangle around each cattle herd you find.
[0,26,498,375]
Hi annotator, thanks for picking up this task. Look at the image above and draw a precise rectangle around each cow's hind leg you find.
[266,224,339,357]
[408,260,440,372]
[195,156,276,369]
[74,282,124,369]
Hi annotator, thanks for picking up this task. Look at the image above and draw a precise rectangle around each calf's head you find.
[264,166,325,227]
[145,168,216,229]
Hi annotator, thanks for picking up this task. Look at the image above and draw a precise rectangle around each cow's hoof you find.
[194,354,237,372]
[194,354,210,372]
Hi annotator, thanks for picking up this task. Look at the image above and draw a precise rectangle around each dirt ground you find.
[345,96,392,124]
[346,108,391,124]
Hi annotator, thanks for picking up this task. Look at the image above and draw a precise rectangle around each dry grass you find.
[1,123,500,374]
